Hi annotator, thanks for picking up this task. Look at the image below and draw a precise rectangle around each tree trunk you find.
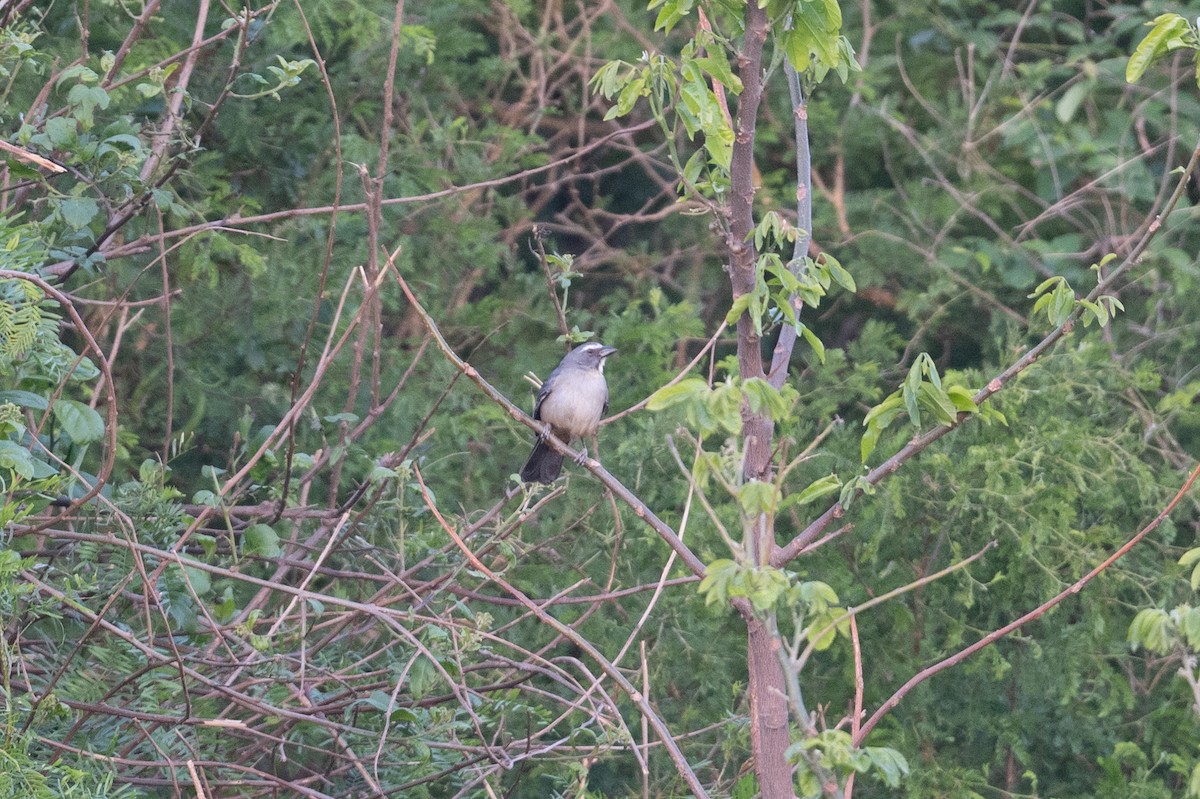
[748,614,795,798]
[727,3,793,796]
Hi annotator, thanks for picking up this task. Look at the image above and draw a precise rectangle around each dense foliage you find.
[2,1,1200,797]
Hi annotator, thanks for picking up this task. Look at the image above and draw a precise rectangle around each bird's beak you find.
[600,346,618,358]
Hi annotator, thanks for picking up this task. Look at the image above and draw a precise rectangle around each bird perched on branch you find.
[520,342,618,484]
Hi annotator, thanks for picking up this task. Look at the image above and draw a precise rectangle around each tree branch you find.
[856,457,1200,744]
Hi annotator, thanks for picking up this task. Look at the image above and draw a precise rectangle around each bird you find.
[520,342,618,484]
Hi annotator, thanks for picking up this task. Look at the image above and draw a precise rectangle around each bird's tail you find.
[520,439,564,484]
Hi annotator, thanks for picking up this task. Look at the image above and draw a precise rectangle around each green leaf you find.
[692,53,743,95]
[151,188,174,211]
[183,565,211,595]
[783,5,840,72]
[1128,608,1172,654]
[52,399,104,443]
[1029,276,1064,298]
[783,474,842,509]
[863,747,910,787]
[903,363,922,428]
[725,292,754,324]
[861,394,904,462]
[821,253,856,292]
[1180,547,1200,592]
[1055,80,1090,124]
[782,26,816,72]
[322,412,359,425]
[799,323,826,364]
[678,79,709,138]
[945,384,978,413]
[732,772,757,799]
[0,440,35,478]
[698,559,739,606]
[363,690,418,721]
[0,390,49,410]
[611,72,647,118]
[798,580,839,609]
[43,117,76,147]
[806,608,842,650]
[58,197,100,230]
[651,0,694,33]
[919,382,959,425]
[739,479,782,516]
[197,534,217,559]
[1078,299,1105,327]
[647,378,710,411]
[1178,606,1200,650]
[66,84,110,128]
[1127,14,1194,84]
[192,490,219,507]
[742,378,794,421]
[745,566,789,612]
[705,379,744,436]
[244,523,282,557]
[1031,278,1077,328]
[702,118,734,169]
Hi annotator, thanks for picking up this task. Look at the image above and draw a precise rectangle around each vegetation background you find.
[3,1,1200,797]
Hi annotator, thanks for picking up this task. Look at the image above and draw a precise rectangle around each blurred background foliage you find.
[2,0,1200,796]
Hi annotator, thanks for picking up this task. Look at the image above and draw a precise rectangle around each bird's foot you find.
[573,446,589,466]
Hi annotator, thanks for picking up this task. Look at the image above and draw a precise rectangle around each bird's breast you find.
[539,371,608,440]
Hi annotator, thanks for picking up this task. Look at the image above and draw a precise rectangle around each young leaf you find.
[806,608,843,650]
[746,566,790,611]
[1029,275,1066,298]
[903,375,922,429]
[919,382,959,426]
[945,384,979,413]
[861,394,904,462]
[864,747,911,787]
[799,323,826,364]
[692,52,743,95]
[783,474,842,509]
[821,252,856,292]
[797,580,839,610]
[725,292,754,325]
[1128,607,1172,654]
[739,479,782,516]
[647,378,710,411]
[1181,547,1200,590]
[1127,13,1194,84]
[698,559,739,606]
[1178,606,1200,650]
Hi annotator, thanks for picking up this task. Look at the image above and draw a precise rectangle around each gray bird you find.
[520,342,618,484]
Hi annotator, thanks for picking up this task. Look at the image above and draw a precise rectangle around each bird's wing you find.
[531,370,557,421]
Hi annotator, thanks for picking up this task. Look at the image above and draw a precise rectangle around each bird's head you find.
[569,342,618,372]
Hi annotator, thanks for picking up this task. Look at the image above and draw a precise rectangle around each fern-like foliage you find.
[0,224,61,373]
[0,276,57,361]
